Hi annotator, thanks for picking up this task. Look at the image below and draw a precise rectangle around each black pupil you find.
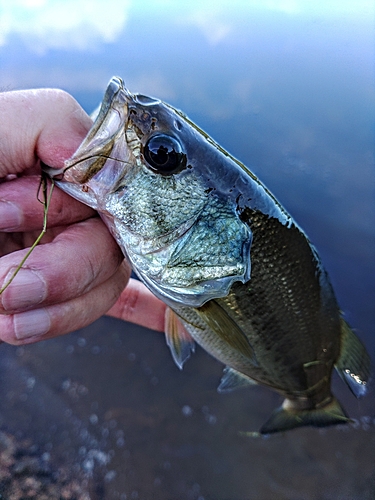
[144,135,184,174]
[150,145,170,165]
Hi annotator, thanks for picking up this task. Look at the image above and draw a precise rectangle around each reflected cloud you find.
[0,0,130,51]
[132,0,374,20]
[182,9,232,45]
[1,0,372,55]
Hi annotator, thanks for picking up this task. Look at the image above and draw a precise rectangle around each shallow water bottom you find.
[0,316,374,500]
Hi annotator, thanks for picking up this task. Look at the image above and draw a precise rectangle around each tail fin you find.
[259,397,350,435]
[335,318,371,398]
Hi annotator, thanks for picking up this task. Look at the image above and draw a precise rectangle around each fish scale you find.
[215,212,340,392]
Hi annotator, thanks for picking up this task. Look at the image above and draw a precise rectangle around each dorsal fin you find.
[197,300,257,365]
[335,318,371,398]
[218,366,258,393]
[164,307,195,369]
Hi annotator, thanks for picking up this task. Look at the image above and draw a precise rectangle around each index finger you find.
[0,89,96,230]
[0,88,92,177]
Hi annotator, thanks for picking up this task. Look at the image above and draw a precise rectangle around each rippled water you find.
[0,2,374,499]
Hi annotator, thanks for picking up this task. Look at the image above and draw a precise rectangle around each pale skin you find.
[0,88,166,345]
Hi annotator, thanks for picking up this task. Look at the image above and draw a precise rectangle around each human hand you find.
[0,88,165,345]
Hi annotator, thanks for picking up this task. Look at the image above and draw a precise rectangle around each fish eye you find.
[143,134,186,175]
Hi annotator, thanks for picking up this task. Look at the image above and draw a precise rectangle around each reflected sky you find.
[1,0,374,54]
[1,0,373,49]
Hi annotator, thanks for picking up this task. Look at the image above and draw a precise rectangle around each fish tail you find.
[259,397,350,435]
[335,317,371,398]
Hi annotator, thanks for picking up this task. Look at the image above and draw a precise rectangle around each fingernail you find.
[0,201,22,230]
[1,268,47,311]
[14,308,51,340]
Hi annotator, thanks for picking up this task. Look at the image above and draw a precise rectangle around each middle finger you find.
[0,217,126,313]
[0,175,95,232]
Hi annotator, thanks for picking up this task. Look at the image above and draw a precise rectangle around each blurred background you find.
[0,0,374,498]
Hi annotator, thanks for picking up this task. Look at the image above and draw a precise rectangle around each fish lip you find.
[44,77,133,186]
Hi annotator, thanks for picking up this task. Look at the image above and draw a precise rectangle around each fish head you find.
[47,77,254,306]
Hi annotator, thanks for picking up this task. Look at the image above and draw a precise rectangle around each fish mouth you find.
[44,77,134,186]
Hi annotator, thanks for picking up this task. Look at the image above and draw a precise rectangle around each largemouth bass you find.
[45,77,370,434]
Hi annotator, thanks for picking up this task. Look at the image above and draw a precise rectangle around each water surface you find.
[0,2,374,499]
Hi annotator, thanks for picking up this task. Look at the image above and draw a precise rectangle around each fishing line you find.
[0,172,55,295]
[1,153,128,295]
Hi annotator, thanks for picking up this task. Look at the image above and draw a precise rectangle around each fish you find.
[44,76,370,434]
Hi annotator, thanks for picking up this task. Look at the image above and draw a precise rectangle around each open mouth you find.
[43,77,132,187]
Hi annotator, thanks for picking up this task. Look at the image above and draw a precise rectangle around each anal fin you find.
[260,397,350,435]
[218,366,258,393]
[335,318,371,398]
[164,307,195,370]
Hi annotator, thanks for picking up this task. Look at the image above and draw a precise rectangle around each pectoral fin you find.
[335,318,371,398]
[197,300,257,365]
[218,366,258,393]
[164,307,195,369]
